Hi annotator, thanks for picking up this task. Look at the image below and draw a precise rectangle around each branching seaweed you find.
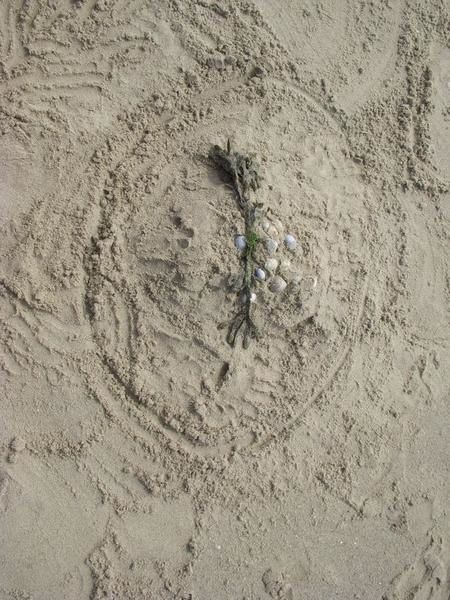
[209,140,263,348]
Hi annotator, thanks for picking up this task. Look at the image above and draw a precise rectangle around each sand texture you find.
[0,0,449,598]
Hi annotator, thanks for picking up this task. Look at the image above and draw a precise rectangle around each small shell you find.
[261,220,271,232]
[234,235,247,251]
[304,276,318,290]
[240,291,257,303]
[273,219,284,233]
[279,259,291,272]
[290,273,302,285]
[265,258,279,273]
[266,224,279,238]
[269,275,287,293]
[254,267,266,281]
[265,238,279,255]
[284,234,297,251]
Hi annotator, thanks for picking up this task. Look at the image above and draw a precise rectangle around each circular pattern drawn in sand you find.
[253,0,402,111]
[86,79,376,456]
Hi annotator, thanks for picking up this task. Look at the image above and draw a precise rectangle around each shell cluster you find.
[234,215,310,301]
[255,215,304,295]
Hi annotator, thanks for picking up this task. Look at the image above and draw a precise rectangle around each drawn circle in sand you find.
[87,79,376,455]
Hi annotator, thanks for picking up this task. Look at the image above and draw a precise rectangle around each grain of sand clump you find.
[0,1,449,599]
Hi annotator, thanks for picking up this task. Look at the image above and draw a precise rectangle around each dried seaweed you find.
[209,140,263,348]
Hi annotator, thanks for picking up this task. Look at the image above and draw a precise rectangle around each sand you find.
[0,0,449,598]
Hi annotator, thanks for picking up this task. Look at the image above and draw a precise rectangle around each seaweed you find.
[209,140,263,348]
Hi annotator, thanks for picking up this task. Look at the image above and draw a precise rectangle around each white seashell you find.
[269,275,287,293]
[279,259,291,272]
[284,234,297,250]
[273,219,284,233]
[265,238,278,255]
[234,235,247,251]
[266,224,279,238]
[296,275,318,290]
[265,258,279,273]
[240,291,257,303]
[261,220,271,232]
[305,275,318,289]
[254,267,266,281]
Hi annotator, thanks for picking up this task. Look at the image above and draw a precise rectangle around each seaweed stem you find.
[209,140,262,348]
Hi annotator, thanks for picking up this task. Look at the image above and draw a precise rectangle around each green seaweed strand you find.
[209,140,262,348]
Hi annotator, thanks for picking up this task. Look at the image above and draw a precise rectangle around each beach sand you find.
[0,1,449,598]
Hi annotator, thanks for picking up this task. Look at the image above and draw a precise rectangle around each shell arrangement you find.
[234,220,302,299]
[210,140,314,348]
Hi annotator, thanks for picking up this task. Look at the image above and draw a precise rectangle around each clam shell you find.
[284,234,297,251]
[304,276,318,290]
[240,291,257,303]
[265,238,278,255]
[266,224,279,238]
[264,258,279,273]
[269,275,287,293]
[273,219,284,233]
[279,259,291,272]
[254,267,266,281]
[234,235,247,251]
